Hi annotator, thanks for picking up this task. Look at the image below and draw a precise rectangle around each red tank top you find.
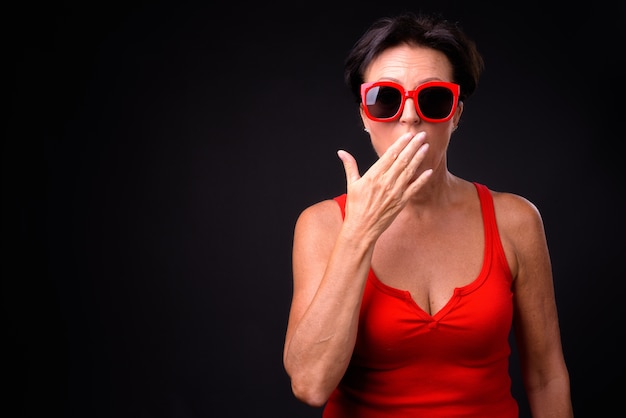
[323,182,518,418]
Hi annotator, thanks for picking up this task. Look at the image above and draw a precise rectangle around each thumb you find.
[337,150,361,186]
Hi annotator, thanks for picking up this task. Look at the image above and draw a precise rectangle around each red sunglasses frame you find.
[360,80,460,123]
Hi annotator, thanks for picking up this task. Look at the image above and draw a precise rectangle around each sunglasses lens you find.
[418,86,454,119]
[364,85,402,119]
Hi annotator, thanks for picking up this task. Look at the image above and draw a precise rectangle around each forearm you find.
[284,229,375,406]
[526,375,573,418]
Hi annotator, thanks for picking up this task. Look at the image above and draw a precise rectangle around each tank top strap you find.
[472,182,512,282]
[333,193,347,220]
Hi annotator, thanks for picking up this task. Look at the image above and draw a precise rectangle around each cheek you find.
[369,127,400,157]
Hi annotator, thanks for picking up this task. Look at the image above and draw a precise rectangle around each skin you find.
[283,43,573,417]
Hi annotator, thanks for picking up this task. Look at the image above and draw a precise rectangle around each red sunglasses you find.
[360,80,460,123]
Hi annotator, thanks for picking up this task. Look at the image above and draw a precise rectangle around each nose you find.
[399,97,420,124]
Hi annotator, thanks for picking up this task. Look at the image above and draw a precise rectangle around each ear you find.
[359,104,371,133]
[453,101,464,127]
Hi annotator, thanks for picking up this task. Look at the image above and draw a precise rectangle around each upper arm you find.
[494,193,567,380]
[283,200,342,359]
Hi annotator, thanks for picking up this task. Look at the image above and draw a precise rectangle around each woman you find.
[283,11,573,417]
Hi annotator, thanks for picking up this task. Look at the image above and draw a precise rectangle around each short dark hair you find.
[344,11,484,103]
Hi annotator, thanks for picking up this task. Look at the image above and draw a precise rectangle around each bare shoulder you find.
[490,190,548,279]
[490,190,544,233]
[296,198,342,227]
[294,198,344,245]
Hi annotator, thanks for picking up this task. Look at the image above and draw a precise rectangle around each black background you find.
[4,1,625,417]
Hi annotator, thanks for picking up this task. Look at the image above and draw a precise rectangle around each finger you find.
[368,132,415,174]
[404,168,433,198]
[396,141,430,185]
[337,150,361,185]
[392,131,427,170]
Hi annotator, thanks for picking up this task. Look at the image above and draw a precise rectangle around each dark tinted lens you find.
[365,85,402,119]
[418,86,453,119]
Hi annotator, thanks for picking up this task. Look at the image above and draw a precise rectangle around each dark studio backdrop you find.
[4,1,625,417]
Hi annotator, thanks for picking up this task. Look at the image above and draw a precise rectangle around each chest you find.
[371,212,485,316]
[355,209,515,366]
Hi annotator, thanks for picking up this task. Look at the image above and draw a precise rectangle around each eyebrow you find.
[375,76,446,87]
